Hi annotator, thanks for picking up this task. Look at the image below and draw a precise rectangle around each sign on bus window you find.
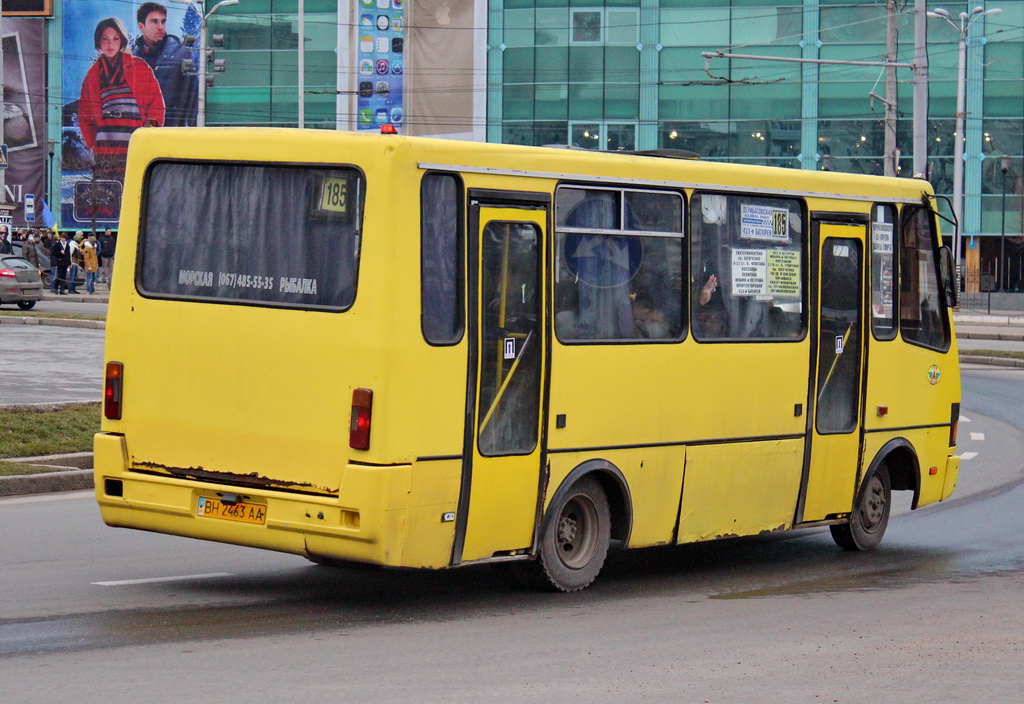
[690,192,805,341]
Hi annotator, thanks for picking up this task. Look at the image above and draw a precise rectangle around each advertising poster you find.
[62,0,199,229]
[3,18,46,227]
[356,0,405,130]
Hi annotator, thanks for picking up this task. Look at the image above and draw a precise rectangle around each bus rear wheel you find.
[536,476,611,592]
[831,464,891,551]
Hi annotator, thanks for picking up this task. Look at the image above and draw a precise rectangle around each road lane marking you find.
[960,415,971,423]
[970,432,985,441]
[960,452,978,461]
[92,572,234,586]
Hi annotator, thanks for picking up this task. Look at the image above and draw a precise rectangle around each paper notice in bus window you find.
[872,222,894,253]
[767,249,800,298]
[731,248,767,296]
[740,204,789,241]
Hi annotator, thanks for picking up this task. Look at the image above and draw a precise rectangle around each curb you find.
[957,331,1024,342]
[0,316,105,329]
[960,355,1024,369]
[0,469,94,497]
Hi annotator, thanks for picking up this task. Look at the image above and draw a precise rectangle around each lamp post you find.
[1001,156,1009,291]
[170,0,239,127]
[927,6,1002,286]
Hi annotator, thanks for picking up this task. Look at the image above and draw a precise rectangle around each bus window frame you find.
[135,158,367,313]
[689,189,809,344]
[420,170,466,346]
[898,204,951,353]
[552,181,688,346]
[869,203,899,342]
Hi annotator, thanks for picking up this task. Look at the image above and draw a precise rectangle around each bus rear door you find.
[800,218,867,522]
[454,194,549,563]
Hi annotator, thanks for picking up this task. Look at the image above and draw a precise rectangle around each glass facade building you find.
[485,0,1024,292]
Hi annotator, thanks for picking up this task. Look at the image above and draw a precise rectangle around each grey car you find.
[0,254,45,309]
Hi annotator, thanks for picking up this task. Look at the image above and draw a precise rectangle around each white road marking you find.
[92,572,234,587]
[970,432,985,441]
[960,415,971,423]
[960,452,978,461]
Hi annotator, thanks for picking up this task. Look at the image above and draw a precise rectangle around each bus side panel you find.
[546,447,685,549]
[677,439,803,543]
[400,458,462,568]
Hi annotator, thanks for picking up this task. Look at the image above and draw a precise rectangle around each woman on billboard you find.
[79,17,165,181]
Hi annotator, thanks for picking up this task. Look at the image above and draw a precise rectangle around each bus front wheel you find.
[830,464,891,551]
[537,476,611,592]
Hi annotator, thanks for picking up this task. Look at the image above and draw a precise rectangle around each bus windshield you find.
[139,162,364,310]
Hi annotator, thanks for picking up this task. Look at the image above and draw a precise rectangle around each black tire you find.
[17,300,36,310]
[831,464,891,551]
[533,476,611,592]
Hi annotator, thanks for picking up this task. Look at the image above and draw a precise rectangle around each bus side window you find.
[870,204,898,341]
[421,172,464,344]
[899,206,949,351]
[690,192,805,342]
[554,186,684,342]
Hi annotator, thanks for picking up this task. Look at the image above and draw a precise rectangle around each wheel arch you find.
[868,437,921,509]
[541,459,632,551]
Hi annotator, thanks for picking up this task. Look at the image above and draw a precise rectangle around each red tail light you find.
[350,388,373,450]
[104,362,124,420]
[0,268,15,278]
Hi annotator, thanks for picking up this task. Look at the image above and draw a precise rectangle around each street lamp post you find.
[928,6,1002,287]
[1001,156,1009,291]
[170,0,239,127]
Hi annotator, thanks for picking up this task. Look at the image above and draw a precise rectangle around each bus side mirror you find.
[938,246,958,309]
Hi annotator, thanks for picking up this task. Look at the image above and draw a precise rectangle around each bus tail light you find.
[350,388,373,450]
[104,362,124,420]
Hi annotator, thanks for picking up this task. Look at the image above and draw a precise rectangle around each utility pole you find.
[912,0,929,178]
[884,0,898,176]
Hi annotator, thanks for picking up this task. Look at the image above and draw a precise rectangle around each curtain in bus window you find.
[900,207,949,351]
[140,163,363,310]
[421,173,462,343]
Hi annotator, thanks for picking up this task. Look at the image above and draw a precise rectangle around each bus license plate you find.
[197,496,267,525]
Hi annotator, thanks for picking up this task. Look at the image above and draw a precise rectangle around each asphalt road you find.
[0,367,1021,702]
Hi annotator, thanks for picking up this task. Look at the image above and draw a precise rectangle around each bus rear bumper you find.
[93,433,456,569]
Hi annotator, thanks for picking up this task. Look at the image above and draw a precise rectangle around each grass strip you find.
[0,403,100,458]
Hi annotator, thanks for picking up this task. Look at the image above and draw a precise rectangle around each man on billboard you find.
[133,2,198,127]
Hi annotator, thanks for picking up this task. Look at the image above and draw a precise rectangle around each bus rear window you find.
[139,162,364,310]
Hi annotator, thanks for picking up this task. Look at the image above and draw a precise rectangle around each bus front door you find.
[801,224,866,522]
[455,203,548,564]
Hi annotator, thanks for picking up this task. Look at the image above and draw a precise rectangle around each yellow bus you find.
[94,128,961,591]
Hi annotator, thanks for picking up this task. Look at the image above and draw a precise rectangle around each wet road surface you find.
[0,358,1021,700]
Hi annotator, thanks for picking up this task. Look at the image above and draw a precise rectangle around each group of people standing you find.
[11,228,116,296]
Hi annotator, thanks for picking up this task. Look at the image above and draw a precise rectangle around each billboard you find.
[62,0,199,230]
[3,18,46,227]
[355,0,405,131]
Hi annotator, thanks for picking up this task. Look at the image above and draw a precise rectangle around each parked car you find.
[11,241,86,288]
[0,254,45,310]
